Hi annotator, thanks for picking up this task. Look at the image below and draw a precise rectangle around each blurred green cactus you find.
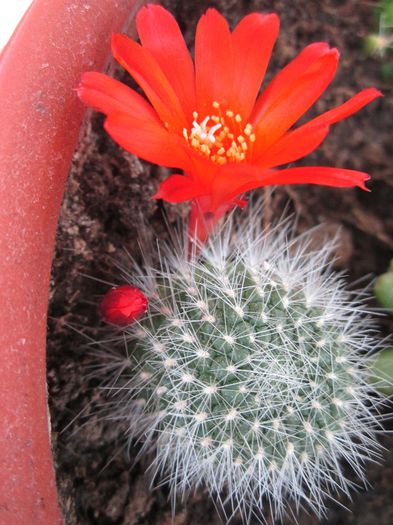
[363,0,393,81]
[372,261,393,395]
[374,260,393,312]
[370,347,393,395]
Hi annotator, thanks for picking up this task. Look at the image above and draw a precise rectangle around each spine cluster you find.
[97,211,385,523]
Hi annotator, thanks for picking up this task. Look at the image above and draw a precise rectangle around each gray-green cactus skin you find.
[98,213,386,523]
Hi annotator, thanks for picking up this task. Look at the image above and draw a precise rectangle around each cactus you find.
[374,259,393,312]
[96,209,386,523]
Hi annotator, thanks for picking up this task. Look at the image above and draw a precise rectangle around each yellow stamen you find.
[244,125,252,136]
[183,108,256,165]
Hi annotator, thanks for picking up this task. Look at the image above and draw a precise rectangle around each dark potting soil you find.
[48,0,393,523]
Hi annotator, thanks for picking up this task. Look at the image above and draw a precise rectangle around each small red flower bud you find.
[99,285,148,327]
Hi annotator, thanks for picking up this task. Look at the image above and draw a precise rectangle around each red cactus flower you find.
[78,4,381,244]
[100,285,148,327]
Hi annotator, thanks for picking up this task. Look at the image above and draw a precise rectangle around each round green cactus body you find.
[98,212,385,523]
[133,264,355,474]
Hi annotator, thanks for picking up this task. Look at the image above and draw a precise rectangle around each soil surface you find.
[48,0,393,524]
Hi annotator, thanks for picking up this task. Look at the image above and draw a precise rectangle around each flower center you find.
[182,101,256,165]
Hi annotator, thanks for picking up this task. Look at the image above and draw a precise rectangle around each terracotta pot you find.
[0,1,144,523]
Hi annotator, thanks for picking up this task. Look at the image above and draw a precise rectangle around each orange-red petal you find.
[136,5,196,121]
[152,174,206,202]
[195,8,233,116]
[188,196,240,246]
[255,125,330,169]
[77,71,159,120]
[231,13,279,121]
[104,113,191,169]
[259,167,370,190]
[111,33,187,131]
[252,43,339,151]
[299,87,382,130]
[211,165,369,209]
[210,164,261,209]
[252,43,333,119]
[255,88,382,168]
